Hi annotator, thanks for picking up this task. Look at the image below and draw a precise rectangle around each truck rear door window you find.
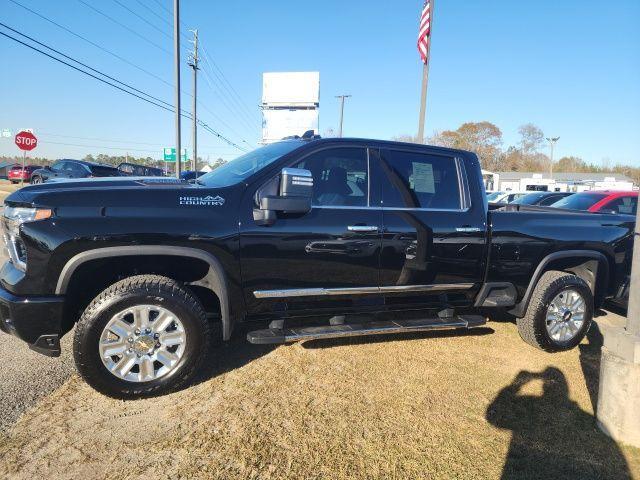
[380,150,461,210]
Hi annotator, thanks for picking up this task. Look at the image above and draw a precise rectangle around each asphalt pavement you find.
[0,248,74,433]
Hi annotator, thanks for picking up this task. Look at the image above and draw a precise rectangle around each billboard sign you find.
[262,72,319,106]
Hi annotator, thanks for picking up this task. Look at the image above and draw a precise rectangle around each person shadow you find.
[486,367,631,480]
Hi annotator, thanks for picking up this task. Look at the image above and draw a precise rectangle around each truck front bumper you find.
[0,285,65,357]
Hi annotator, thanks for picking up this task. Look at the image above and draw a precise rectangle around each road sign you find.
[163,147,188,162]
[15,130,37,151]
[1,129,11,138]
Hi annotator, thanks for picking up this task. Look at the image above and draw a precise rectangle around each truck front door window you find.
[294,148,368,207]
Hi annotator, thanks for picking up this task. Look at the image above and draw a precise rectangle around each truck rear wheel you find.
[73,275,211,399]
[516,270,593,352]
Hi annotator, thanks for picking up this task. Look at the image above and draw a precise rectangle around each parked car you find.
[30,159,121,183]
[486,191,526,203]
[118,162,165,177]
[1,137,634,398]
[511,191,574,206]
[550,191,638,215]
[180,170,207,181]
[7,164,39,184]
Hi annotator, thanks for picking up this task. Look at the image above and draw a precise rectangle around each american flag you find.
[417,0,431,64]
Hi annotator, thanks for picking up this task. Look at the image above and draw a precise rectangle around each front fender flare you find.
[56,246,233,341]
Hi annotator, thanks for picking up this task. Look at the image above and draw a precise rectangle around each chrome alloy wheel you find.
[545,288,586,343]
[99,305,187,382]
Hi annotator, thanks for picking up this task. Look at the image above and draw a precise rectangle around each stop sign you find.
[15,131,37,151]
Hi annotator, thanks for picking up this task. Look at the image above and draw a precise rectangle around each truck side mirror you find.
[254,168,313,226]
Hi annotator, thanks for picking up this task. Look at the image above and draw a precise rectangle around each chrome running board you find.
[246,315,486,345]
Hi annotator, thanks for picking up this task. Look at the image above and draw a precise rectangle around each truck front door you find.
[375,147,487,309]
[239,145,383,317]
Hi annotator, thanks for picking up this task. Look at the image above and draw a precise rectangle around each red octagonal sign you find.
[15,131,37,151]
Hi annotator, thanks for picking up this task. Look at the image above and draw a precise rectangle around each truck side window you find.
[604,196,637,215]
[294,148,368,207]
[380,150,461,209]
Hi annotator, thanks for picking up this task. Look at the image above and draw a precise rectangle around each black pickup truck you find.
[0,137,634,398]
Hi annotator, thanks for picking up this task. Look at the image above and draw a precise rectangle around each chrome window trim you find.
[311,205,471,212]
[254,283,475,298]
[382,206,471,213]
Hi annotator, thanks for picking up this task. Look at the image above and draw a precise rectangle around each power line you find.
[199,65,256,137]
[0,22,174,111]
[110,0,172,39]
[7,0,174,89]
[0,28,248,151]
[200,43,261,125]
[124,2,259,140]
[134,0,173,29]
[149,0,172,17]
[40,140,161,154]
[76,0,171,54]
[0,29,175,113]
[39,132,241,150]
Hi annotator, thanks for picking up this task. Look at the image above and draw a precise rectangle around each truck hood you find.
[6,177,194,206]
[4,177,239,212]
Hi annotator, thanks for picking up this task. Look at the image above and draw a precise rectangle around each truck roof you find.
[286,136,475,158]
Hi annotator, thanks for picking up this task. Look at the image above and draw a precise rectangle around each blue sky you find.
[1,0,639,166]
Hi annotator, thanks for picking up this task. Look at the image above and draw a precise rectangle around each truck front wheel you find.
[516,271,593,352]
[73,275,211,399]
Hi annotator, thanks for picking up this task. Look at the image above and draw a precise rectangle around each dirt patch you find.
[1,320,638,479]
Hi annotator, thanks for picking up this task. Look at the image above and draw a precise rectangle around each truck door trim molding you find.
[56,246,233,341]
[508,249,609,317]
[254,283,475,299]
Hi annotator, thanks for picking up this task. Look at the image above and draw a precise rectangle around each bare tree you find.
[518,123,545,156]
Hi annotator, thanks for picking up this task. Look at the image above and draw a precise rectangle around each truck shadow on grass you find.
[190,326,494,386]
[487,366,632,480]
[300,326,495,350]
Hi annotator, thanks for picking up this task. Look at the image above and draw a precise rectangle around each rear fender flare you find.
[509,249,609,317]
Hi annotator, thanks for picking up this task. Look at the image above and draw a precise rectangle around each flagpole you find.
[417,62,429,144]
[417,0,434,144]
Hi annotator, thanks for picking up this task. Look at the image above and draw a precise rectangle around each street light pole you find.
[335,95,351,138]
[546,136,559,180]
[173,0,182,178]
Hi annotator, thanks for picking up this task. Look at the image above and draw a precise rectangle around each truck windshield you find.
[197,141,303,188]
[550,192,607,210]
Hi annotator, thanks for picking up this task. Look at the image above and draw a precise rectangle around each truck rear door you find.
[374,147,487,309]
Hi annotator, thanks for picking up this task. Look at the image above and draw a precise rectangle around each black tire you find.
[31,176,41,184]
[73,275,211,399]
[516,270,593,352]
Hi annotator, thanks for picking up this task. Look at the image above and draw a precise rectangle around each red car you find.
[7,164,39,184]
[551,190,638,215]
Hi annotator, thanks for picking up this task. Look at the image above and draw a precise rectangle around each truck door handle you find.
[347,225,379,233]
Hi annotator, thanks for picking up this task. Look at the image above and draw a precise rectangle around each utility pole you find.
[546,136,559,179]
[173,0,182,178]
[597,202,640,447]
[188,29,198,172]
[335,95,351,138]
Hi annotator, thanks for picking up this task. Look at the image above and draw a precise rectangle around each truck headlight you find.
[2,206,52,271]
